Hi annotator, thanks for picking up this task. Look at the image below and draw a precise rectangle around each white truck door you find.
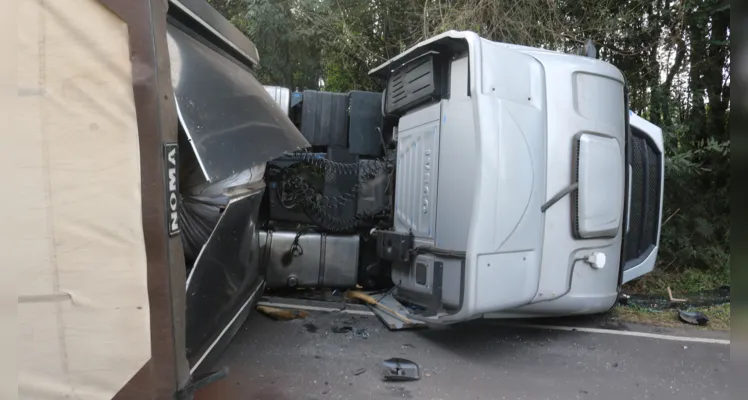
[621,112,665,283]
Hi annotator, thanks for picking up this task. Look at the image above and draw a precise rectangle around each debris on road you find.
[256,305,309,321]
[330,326,370,338]
[331,326,353,334]
[353,368,366,376]
[678,310,709,325]
[345,290,427,331]
[383,358,420,382]
[345,291,410,321]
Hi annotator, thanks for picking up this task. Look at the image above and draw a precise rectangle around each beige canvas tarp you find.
[15,0,153,398]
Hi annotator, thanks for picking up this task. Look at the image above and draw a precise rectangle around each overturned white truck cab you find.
[365,32,665,322]
[257,32,665,324]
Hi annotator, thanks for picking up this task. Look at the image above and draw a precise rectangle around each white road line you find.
[257,301,375,316]
[256,300,730,345]
[496,322,731,345]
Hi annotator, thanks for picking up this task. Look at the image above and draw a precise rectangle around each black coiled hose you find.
[286,147,391,178]
[283,175,359,210]
[303,201,391,233]
[270,146,394,231]
[277,174,390,232]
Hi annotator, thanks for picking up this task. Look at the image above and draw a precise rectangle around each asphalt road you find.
[196,308,730,400]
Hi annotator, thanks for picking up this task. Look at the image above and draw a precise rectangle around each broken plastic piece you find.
[353,368,367,376]
[668,287,687,303]
[383,358,420,382]
[355,291,427,331]
[345,290,411,323]
[256,305,308,321]
[678,310,709,326]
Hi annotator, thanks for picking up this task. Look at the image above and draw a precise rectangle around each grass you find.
[612,303,730,331]
[616,266,730,330]
[623,266,730,295]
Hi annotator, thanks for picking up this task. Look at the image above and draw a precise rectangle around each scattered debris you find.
[346,290,410,321]
[257,305,308,321]
[331,326,353,334]
[330,325,370,338]
[402,343,415,349]
[345,290,426,331]
[383,358,420,382]
[678,310,709,325]
[303,322,319,333]
[354,328,370,339]
[668,287,687,303]
[353,368,366,376]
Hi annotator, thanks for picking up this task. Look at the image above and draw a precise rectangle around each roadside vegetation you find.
[613,302,730,330]
[625,267,729,295]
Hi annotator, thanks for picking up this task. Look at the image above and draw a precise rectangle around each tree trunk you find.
[686,2,707,143]
[704,4,730,142]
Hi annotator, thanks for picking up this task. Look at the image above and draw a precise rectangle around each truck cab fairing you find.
[370,31,664,323]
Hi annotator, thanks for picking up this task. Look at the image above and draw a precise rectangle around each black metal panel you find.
[185,190,264,366]
[427,261,444,317]
[377,231,413,262]
[168,0,260,66]
[167,25,309,183]
[348,91,384,156]
[643,146,660,246]
[623,129,662,267]
[385,53,440,115]
[301,91,349,146]
[415,262,427,285]
[395,258,465,316]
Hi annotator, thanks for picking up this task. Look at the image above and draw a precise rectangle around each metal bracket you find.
[376,231,413,262]
[422,261,443,317]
